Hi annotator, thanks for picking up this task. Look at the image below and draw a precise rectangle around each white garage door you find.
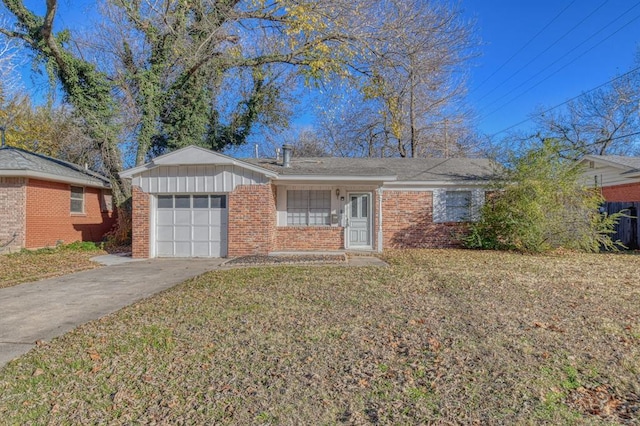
[156,194,228,257]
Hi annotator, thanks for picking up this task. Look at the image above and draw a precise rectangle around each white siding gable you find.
[132,164,269,193]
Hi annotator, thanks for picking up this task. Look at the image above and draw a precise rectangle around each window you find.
[287,190,331,226]
[70,186,84,213]
[157,195,227,209]
[445,191,471,222]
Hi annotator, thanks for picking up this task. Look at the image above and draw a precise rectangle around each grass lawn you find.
[0,243,106,289]
[0,249,638,424]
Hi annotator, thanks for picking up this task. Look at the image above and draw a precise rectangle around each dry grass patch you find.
[0,243,105,289]
[0,249,638,424]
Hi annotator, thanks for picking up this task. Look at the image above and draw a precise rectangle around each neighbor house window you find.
[70,186,84,213]
[287,190,331,226]
[445,191,471,222]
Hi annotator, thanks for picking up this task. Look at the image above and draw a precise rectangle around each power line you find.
[475,0,610,104]
[479,2,640,116]
[488,65,640,137]
[473,0,576,92]
[482,11,640,125]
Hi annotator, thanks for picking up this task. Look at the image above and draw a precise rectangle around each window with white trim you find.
[287,190,331,226]
[433,189,484,223]
[70,186,84,213]
[445,191,471,222]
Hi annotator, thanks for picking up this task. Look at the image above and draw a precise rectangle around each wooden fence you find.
[604,202,640,250]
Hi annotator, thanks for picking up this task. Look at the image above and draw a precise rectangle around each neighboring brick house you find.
[0,147,116,253]
[120,145,495,258]
[580,155,640,201]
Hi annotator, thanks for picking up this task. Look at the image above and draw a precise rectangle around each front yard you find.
[0,243,106,289]
[0,250,638,424]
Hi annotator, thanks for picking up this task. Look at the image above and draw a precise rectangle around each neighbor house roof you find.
[582,155,640,178]
[0,146,110,187]
[246,157,497,183]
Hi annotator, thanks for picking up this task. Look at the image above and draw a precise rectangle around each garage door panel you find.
[174,242,191,257]
[156,242,174,257]
[174,210,191,225]
[157,226,174,241]
[193,210,210,225]
[157,210,174,226]
[174,226,191,241]
[193,226,211,241]
[155,194,227,258]
[192,242,210,257]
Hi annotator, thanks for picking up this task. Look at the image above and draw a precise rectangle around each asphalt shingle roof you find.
[0,147,109,186]
[592,155,640,172]
[246,157,497,182]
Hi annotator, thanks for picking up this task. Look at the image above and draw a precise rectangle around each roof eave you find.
[581,155,638,172]
[0,170,110,188]
[273,175,397,183]
[384,179,491,187]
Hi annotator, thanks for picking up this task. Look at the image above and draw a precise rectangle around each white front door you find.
[347,193,372,248]
[156,194,228,257]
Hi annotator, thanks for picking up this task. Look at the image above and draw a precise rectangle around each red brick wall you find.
[275,226,344,251]
[24,179,116,249]
[601,182,640,202]
[0,177,27,252]
[131,186,150,258]
[228,184,276,256]
[382,190,466,249]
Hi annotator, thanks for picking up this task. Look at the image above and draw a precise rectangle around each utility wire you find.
[483,11,640,126]
[479,2,640,115]
[473,0,576,92]
[488,65,640,137]
[476,0,610,104]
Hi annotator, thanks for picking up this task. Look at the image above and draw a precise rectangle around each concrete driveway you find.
[0,257,226,368]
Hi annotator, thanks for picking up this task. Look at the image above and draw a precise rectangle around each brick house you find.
[120,145,495,258]
[0,146,116,253]
[580,155,640,201]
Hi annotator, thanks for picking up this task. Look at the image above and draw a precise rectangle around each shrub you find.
[464,140,621,253]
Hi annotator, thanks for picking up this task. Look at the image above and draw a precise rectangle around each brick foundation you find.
[227,184,277,256]
[601,182,640,202]
[0,177,27,252]
[382,190,466,249]
[275,226,344,251]
[131,186,150,258]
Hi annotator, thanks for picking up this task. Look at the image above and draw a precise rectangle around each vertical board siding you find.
[135,165,268,193]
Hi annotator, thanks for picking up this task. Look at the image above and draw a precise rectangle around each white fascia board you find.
[382,180,489,190]
[0,170,109,188]
[274,175,396,183]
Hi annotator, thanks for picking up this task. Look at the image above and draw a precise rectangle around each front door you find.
[348,193,371,248]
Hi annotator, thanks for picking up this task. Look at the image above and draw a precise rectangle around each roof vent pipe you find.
[282,144,293,168]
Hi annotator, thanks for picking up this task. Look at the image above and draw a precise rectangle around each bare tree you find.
[532,67,640,158]
[356,0,477,158]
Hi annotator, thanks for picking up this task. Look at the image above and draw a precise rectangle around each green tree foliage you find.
[464,140,621,253]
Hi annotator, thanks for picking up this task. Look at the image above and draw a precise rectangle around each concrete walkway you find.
[0,258,226,368]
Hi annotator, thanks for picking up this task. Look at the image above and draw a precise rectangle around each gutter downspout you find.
[377,187,383,253]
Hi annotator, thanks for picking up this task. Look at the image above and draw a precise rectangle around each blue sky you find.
[11,0,640,145]
[463,0,640,138]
